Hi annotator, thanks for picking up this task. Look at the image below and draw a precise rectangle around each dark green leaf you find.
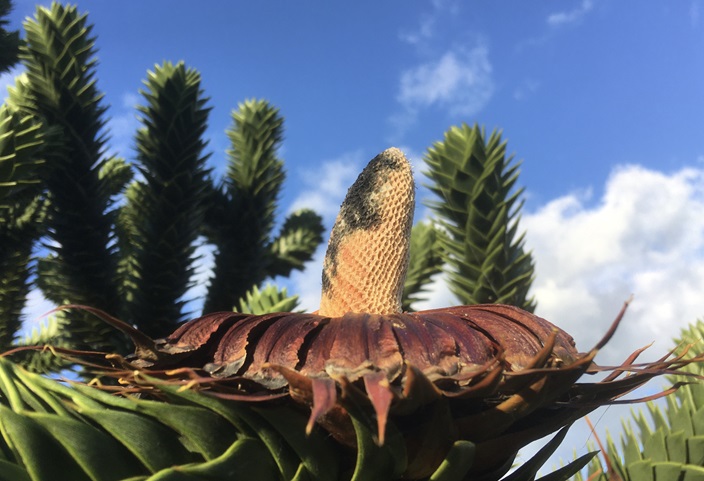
[428,440,475,481]
[28,412,142,480]
[502,426,572,481]
[236,284,300,315]
[0,405,87,481]
[119,61,211,336]
[140,438,280,481]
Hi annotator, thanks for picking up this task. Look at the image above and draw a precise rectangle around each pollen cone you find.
[319,147,414,317]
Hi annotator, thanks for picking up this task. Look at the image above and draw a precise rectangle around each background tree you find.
[0,80,46,347]
[0,3,323,364]
[20,3,128,352]
[202,100,324,313]
[422,123,536,312]
[117,61,212,336]
[401,220,444,311]
[0,0,43,349]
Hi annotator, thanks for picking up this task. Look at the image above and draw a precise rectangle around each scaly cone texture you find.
[20,148,704,481]
[319,147,414,317]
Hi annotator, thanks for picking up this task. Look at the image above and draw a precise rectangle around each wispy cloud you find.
[398,13,436,47]
[288,150,365,222]
[513,78,541,101]
[398,46,493,116]
[547,0,594,27]
[390,44,494,139]
[398,0,460,47]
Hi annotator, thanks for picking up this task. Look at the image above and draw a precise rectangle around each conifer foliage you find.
[424,124,536,312]
[0,3,323,359]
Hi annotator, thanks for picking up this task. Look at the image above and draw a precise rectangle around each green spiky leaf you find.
[268,209,324,278]
[203,99,322,313]
[402,220,444,311]
[572,319,704,481]
[118,61,211,336]
[11,314,70,373]
[0,83,47,349]
[0,356,341,481]
[20,3,125,351]
[424,123,536,312]
[236,284,300,315]
[0,105,44,203]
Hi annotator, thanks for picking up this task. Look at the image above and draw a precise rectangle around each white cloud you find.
[517,165,702,474]
[398,0,459,47]
[522,164,704,365]
[547,0,594,27]
[415,163,704,471]
[19,289,58,340]
[121,92,140,110]
[399,14,436,46]
[394,2,490,141]
[390,44,494,141]
[106,92,141,160]
[288,150,365,222]
[181,238,216,315]
[397,46,494,118]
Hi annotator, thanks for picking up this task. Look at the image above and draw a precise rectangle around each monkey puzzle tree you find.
[116,61,213,337]
[0,3,323,362]
[0,80,46,348]
[202,100,324,314]
[424,124,536,312]
[0,0,19,74]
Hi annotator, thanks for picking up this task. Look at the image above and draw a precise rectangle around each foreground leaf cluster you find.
[0,355,598,481]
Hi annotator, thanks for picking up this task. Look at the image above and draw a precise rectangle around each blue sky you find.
[5,1,704,206]
[3,0,704,473]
